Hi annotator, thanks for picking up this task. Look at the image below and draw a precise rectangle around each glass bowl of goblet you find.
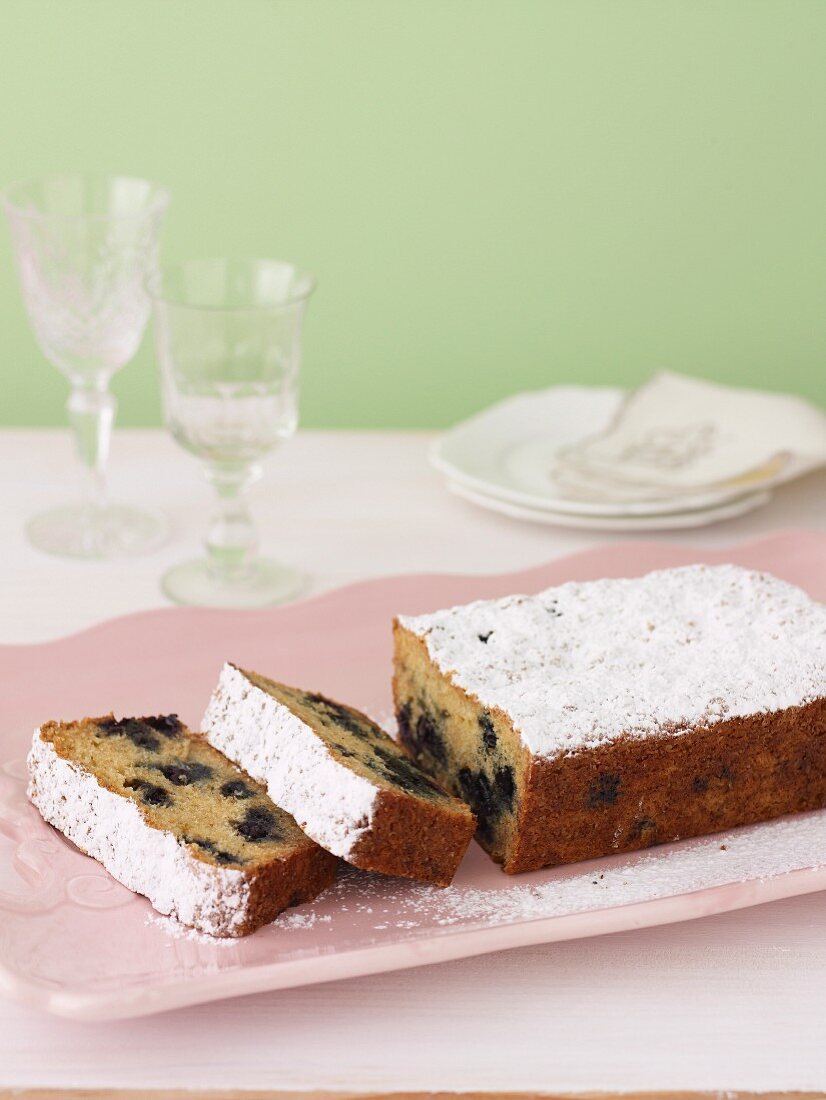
[149,257,316,608]
[4,174,170,557]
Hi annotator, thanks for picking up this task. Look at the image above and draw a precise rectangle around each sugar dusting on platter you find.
[311,810,826,931]
[146,907,335,943]
[145,809,826,944]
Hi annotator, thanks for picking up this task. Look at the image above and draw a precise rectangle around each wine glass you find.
[149,258,316,608]
[3,174,170,558]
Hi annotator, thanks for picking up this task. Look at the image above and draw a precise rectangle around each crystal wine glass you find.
[149,258,316,608]
[3,174,170,557]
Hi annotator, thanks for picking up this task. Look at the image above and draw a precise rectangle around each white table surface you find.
[2,427,826,1093]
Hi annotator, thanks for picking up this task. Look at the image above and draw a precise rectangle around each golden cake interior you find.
[392,625,531,865]
[242,668,469,808]
[40,714,316,869]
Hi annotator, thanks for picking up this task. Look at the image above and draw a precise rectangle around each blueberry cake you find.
[201,664,476,886]
[393,565,826,873]
[27,714,338,936]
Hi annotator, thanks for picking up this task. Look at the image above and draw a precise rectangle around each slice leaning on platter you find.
[431,386,788,518]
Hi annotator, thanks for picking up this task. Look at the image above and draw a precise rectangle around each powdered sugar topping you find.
[201,663,379,859]
[398,565,826,759]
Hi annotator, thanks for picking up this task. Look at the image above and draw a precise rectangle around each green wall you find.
[2,0,825,429]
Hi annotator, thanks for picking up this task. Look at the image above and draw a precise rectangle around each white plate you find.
[432,387,779,518]
[448,479,773,530]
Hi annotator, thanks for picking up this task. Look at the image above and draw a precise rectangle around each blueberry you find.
[397,706,446,763]
[305,694,368,737]
[143,785,171,807]
[457,768,496,842]
[798,750,815,773]
[479,712,497,750]
[220,779,253,800]
[234,806,279,842]
[372,745,442,797]
[328,742,357,759]
[494,765,515,809]
[99,713,180,750]
[396,702,412,741]
[372,743,391,762]
[98,718,160,752]
[628,818,657,842]
[125,778,171,808]
[586,772,621,808]
[693,768,733,793]
[141,714,183,736]
[183,834,215,852]
[458,764,514,827]
[415,712,447,764]
[183,836,243,866]
[159,761,213,786]
[457,768,495,818]
[214,849,244,866]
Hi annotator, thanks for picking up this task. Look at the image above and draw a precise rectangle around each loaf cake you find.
[201,664,476,885]
[27,713,338,936]
[392,565,826,873]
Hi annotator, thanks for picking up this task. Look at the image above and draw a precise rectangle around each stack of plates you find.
[431,387,774,531]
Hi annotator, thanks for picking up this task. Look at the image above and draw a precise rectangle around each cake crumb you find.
[145,912,238,946]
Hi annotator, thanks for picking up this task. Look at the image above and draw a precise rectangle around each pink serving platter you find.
[1,530,825,1020]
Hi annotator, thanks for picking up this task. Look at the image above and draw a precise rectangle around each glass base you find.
[26,503,168,559]
[161,557,306,608]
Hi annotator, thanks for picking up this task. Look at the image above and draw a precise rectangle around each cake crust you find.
[508,697,826,872]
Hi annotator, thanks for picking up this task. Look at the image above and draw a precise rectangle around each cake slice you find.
[392,564,826,873]
[28,713,338,937]
[201,665,476,886]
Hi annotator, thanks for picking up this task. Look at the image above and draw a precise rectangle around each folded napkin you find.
[554,372,826,504]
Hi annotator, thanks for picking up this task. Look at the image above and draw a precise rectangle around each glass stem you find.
[203,463,261,582]
[67,383,116,513]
